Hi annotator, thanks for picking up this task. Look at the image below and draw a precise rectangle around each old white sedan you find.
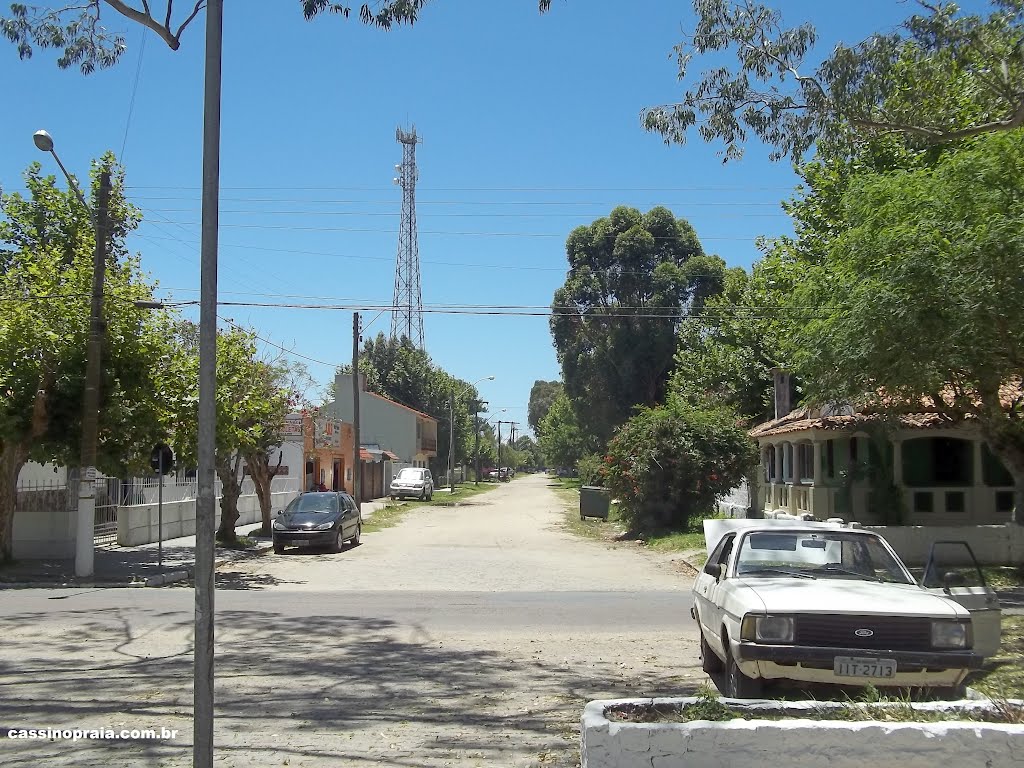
[692,520,1000,698]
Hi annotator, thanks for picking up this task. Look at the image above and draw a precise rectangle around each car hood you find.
[732,577,965,618]
[277,511,339,528]
[391,477,424,485]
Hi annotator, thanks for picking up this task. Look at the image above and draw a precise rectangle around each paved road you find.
[0,474,701,767]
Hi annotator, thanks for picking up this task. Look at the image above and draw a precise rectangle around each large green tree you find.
[537,391,595,469]
[643,0,1024,162]
[782,131,1024,518]
[550,205,726,445]
[0,158,176,560]
[2,0,554,73]
[527,380,562,435]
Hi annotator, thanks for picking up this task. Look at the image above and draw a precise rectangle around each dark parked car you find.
[272,491,362,554]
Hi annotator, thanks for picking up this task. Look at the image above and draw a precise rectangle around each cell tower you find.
[390,125,425,349]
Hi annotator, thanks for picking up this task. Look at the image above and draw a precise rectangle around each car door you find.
[693,533,736,657]
[922,540,1002,658]
[339,493,356,538]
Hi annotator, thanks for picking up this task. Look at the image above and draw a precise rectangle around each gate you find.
[93,477,119,546]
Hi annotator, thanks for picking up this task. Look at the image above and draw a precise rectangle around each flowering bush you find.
[576,453,606,486]
[603,399,756,531]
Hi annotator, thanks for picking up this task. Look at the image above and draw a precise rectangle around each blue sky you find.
[0,0,975,437]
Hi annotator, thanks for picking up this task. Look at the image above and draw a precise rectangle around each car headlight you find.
[740,614,794,644]
[273,519,288,531]
[313,521,335,530]
[932,620,971,649]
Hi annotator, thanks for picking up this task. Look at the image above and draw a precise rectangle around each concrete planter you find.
[581,697,1024,768]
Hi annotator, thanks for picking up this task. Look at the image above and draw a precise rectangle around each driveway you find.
[0,474,703,767]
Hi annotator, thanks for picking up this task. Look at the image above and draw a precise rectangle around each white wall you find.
[868,523,1024,566]
[12,507,76,559]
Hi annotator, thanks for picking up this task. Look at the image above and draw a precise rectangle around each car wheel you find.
[420,488,426,500]
[273,541,285,555]
[329,528,344,554]
[724,647,762,699]
[700,629,723,674]
[390,495,396,500]
[351,523,361,546]
[427,488,432,501]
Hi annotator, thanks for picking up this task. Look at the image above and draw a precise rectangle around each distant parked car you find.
[390,467,434,500]
[693,520,1000,698]
[498,467,513,481]
[272,491,362,554]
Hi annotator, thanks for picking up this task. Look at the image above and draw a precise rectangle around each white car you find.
[693,520,1001,698]
[389,467,434,501]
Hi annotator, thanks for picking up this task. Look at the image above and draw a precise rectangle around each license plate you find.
[834,656,897,678]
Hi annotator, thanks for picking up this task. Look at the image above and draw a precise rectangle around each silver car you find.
[389,467,434,500]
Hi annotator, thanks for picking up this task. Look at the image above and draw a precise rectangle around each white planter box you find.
[581,697,1024,768]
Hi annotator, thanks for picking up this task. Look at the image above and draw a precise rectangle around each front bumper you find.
[736,642,981,686]
[390,486,424,497]
[273,528,335,547]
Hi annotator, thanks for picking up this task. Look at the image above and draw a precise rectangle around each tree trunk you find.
[215,453,244,543]
[245,450,281,535]
[981,422,1024,525]
[0,443,28,563]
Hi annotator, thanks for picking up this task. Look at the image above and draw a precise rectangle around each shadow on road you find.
[0,605,700,767]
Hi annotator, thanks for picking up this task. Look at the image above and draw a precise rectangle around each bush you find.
[603,399,756,532]
[576,453,605,486]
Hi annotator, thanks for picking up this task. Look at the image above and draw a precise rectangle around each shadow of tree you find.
[0,604,700,767]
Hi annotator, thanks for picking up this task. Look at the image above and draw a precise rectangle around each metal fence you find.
[117,473,300,506]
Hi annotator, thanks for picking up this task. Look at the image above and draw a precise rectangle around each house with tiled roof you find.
[749,372,1016,525]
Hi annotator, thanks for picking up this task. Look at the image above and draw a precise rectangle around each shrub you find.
[576,453,605,486]
[603,399,756,532]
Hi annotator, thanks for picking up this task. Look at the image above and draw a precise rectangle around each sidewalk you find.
[0,498,391,588]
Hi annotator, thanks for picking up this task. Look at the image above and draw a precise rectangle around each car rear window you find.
[289,493,339,513]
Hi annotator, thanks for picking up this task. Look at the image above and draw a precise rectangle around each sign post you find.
[150,442,174,570]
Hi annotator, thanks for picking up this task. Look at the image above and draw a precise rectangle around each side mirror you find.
[392,475,397,480]
[704,563,722,578]
[943,571,967,589]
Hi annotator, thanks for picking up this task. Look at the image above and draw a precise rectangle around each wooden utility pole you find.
[352,312,361,506]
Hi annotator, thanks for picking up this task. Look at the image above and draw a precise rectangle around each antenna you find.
[390,125,425,349]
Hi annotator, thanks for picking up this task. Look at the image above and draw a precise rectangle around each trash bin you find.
[579,485,610,520]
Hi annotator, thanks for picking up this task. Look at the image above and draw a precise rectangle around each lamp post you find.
[33,130,111,580]
[449,375,494,491]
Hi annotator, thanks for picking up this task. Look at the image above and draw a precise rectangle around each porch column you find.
[774,442,784,487]
[892,439,903,485]
[812,440,823,484]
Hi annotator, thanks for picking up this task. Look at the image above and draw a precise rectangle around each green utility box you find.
[580,485,610,520]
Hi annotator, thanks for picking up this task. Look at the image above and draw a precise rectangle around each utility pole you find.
[496,420,502,475]
[352,312,361,506]
[75,168,110,579]
[195,1,223,765]
[473,400,486,486]
[448,390,455,491]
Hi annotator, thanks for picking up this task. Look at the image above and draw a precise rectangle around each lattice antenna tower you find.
[390,125,425,349]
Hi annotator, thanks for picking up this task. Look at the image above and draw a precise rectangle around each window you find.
[825,440,835,479]
[764,446,776,481]
[996,491,1014,514]
[797,443,814,482]
[982,444,1014,487]
[705,533,735,575]
[945,491,965,513]
[903,437,972,487]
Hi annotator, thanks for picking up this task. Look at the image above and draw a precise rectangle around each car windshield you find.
[396,469,424,481]
[735,530,913,584]
[285,493,338,514]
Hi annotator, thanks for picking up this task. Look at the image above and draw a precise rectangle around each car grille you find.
[794,615,932,652]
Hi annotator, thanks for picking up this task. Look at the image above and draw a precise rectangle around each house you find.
[749,372,1016,525]
[326,374,438,499]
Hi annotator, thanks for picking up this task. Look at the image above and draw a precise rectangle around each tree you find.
[169,324,291,544]
[643,0,1024,162]
[2,0,554,73]
[0,158,177,561]
[513,434,543,468]
[537,391,595,469]
[550,205,726,445]
[783,130,1024,520]
[603,398,756,532]
[527,380,562,435]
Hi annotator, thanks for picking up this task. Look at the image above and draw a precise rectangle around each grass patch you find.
[361,501,416,533]
[981,567,1024,590]
[607,684,1024,724]
[362,483,497,533]
[970,614,1024,699]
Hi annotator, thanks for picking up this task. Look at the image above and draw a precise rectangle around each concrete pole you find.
[449,391,455,491]
[75,169,110,579]
[194,0,223,765]
[352,312,361,507]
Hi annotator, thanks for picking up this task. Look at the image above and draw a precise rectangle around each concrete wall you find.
[581,698,1024,768]
[118,489,299,546]
[12,506,76,559]
[867,523,1024,566]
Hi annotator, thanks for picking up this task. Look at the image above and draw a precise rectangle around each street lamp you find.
[449,375,494,491]
[34,129,111,579]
